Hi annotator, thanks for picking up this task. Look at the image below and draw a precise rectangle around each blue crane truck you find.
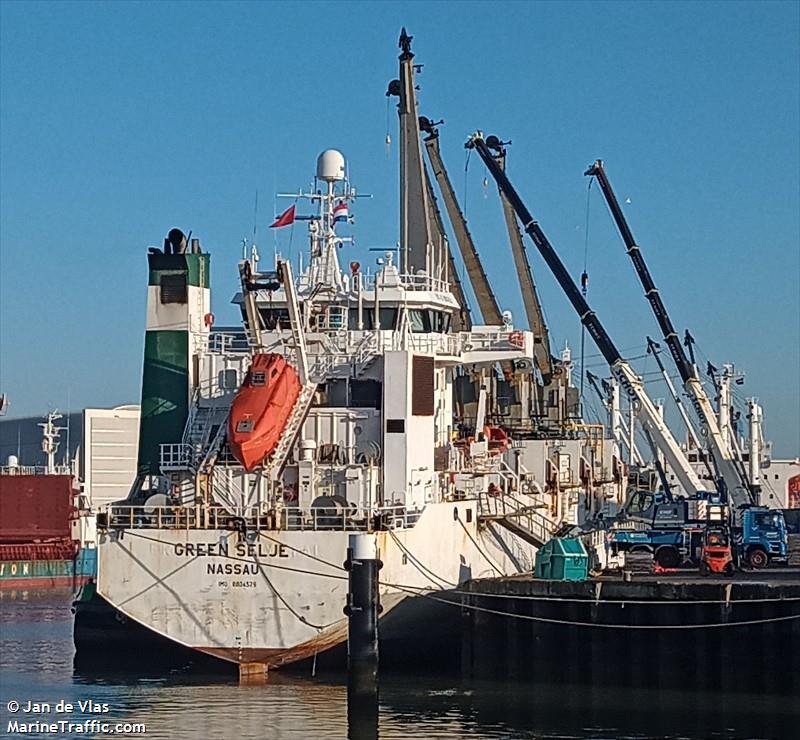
[609,491,788,569]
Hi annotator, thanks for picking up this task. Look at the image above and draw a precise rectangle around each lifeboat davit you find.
[228,353,302,472]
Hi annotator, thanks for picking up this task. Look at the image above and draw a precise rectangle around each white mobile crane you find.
[466,133,706,501]
[584,160,755,512]
[468,133,787,567]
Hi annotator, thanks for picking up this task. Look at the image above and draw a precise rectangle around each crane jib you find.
[587,161,695,384]
[588,159,755,506]
[469,136,622,367]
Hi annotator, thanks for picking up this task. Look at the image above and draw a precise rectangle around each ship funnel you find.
[316,150,346,182]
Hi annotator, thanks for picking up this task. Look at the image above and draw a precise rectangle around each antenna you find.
[253,189,259,243]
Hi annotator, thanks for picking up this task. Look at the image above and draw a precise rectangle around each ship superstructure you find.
[86,34,628,673]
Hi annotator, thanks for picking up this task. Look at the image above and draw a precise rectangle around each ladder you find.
[266,259,317,480]
[267,382,317,481]
[197,416,230,474]
[279,260,309,383]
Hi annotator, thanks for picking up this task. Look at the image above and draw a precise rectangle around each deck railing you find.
[100,504,423,533]
[0,465,73,476]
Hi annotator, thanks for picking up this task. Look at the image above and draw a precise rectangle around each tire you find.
[699,561,710,576]
[748,548,769,569]
[724,562,735,577]
[656,547,680,569]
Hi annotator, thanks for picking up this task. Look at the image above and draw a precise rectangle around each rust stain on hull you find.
[195,622,348,668]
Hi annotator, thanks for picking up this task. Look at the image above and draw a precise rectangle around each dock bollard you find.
[345,533,381,739]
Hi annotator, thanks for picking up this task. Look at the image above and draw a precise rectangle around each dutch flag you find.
[333,201,349,224]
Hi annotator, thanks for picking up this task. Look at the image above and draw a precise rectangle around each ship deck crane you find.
[585,160,754,509]
[420,118,503,326]
[467,132,706,499]
[485,136,556,384]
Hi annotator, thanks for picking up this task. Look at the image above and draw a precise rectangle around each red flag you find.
[269,204,296,228]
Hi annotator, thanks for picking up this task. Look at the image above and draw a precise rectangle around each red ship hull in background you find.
[0,473,94,590]
[228,353,302,472]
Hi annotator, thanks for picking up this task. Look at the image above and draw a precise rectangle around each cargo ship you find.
[74,31,628,675]
[0,412,96,591]
[74,30,795,677]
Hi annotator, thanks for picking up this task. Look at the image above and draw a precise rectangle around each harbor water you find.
[1,590,798,739]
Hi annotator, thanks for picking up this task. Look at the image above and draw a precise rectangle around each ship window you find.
[432,311,451,333]
[409,309,429,333]
[160,273,187,304]
[386,419,405,434]
[236,419,254,433]
[379,308,398,330]
[252,372,267,386]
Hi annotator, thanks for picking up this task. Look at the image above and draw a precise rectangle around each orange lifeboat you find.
[228,353,302,472]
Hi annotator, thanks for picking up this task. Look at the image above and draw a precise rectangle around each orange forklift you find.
[699,527,735,576]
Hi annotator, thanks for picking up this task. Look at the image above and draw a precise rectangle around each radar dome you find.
[317,149,346,182]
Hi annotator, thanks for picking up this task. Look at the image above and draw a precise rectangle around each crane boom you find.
[422,124,503,325]
[422,161,472,330]
[467,132,705,497]
[647,337,700,450]
[585,160,753,508]
[489,139,554,382]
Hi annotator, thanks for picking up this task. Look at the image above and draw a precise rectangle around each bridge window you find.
[408,309,451,333]
[379,308,398,329]
[409,309,428,333]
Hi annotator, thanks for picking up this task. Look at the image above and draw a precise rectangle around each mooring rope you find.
[387,527,456,589]
[455,515,507,577]
[114,528,800,631]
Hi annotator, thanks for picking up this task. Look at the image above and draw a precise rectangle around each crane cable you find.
[579,178,593,405]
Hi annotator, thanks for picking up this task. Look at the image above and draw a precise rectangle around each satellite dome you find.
[316,150,346,182]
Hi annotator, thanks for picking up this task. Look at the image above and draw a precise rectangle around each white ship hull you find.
[98,500,535,667]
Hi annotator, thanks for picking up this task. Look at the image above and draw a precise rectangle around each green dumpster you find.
[534,537,589,581]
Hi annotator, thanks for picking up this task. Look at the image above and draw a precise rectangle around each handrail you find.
[198,332,250,354]
[477,489,557,546]
[101,504,424,533]
[0,465,73,476]
[359,272,451,293]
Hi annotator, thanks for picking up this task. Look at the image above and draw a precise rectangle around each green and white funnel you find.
[136,229,211,476]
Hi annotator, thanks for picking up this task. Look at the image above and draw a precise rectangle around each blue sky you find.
[1,1,798,455]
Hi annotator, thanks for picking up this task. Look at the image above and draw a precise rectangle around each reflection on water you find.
[1,592,798,739]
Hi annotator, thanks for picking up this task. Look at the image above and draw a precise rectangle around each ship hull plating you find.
[95,501,534,668]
